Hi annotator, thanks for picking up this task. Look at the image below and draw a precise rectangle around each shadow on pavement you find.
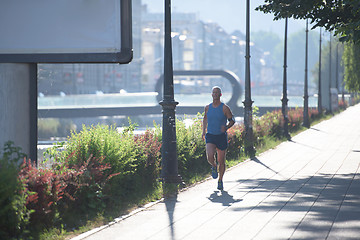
[310,127,326,133]
[233,173,360,238]
[208,190,242,206]
[288,139,321,151]
[251,157,282,176]
[164,194,178,240]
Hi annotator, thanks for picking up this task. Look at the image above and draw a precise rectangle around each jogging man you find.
[202,86,235,190]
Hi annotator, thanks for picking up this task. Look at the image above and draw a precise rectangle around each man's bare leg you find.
[217,149,226,181]
[206,143,217,168]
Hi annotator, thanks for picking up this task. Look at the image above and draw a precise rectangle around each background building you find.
[38,0,275,96]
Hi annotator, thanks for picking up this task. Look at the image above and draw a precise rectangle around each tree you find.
[252,31,281,55]
[311,36,344,91]
[256,0,360,44]
[287,29,319,92]
[263,28,320,94]
[343,42,360,92]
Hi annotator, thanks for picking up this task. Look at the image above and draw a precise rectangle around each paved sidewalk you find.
[74,104,360,240]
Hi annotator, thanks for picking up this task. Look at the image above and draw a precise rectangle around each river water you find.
[38,92,318,108]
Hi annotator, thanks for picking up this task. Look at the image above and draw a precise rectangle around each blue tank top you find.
[207,103,227,135]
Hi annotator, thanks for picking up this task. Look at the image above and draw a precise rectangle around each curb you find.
[71,199,163,240]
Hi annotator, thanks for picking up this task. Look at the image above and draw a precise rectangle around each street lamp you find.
[318,28,323,114]
[341,42,345,104]
[336,42,339,92]
[243,0,255,156]
[281,17,290,139]
[303,19,310,128]
[328,32,332,113]
[159,0,182,184]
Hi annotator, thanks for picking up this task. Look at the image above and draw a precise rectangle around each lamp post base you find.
[245,146,256,159]
[243,99,255,158]
[160,175,184,184]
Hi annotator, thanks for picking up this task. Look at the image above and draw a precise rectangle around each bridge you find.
[38,70,318,119]
[38,93,317,119]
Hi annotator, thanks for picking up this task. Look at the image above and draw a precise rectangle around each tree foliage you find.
[252,31,281,55]
[343,42,360,92]
[256,0,360,43]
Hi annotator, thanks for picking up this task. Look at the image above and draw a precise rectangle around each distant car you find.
[119,89,127,94]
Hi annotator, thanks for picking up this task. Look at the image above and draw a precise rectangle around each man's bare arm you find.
[223,104,235,131]
[202,105,209,140]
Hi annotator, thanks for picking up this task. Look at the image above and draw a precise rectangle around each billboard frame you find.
[0,0,132,64]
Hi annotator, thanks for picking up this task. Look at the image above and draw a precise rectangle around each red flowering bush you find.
[134,129,161,169]
[16,146,121,231]
[56,153,118,223]
[227,123,245,160]
[46,124,163,217]
[19,159,67,228]
[338,99,348,110]
[133,129,162,187]
[253,110,283,142]
[286,107,320,131]
[288,108,303,131]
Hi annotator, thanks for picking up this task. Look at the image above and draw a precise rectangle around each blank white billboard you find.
[0,0,132,63]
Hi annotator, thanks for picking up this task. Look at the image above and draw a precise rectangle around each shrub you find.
[59,124,137,175]
[288,108,303,131]
[309,108,320,120]
[253,110,283,145]
[133,129,162,185]
[176,114,207,181]
[227,123,245,160]
[0,141,32,239]
[338,99,348,110]
[19,149,120,231]
[19,159,67,230]
[45,123,162,217]
[55,153,118,226]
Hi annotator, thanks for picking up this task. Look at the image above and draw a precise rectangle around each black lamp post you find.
[341,42,345,104]
[328,32,332,113]
[336,43,339,92]
[243,0,255,156]
[303,19,310,128]
[318,28,323,114]
[281,17,290,139]
[159,0,182,183]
